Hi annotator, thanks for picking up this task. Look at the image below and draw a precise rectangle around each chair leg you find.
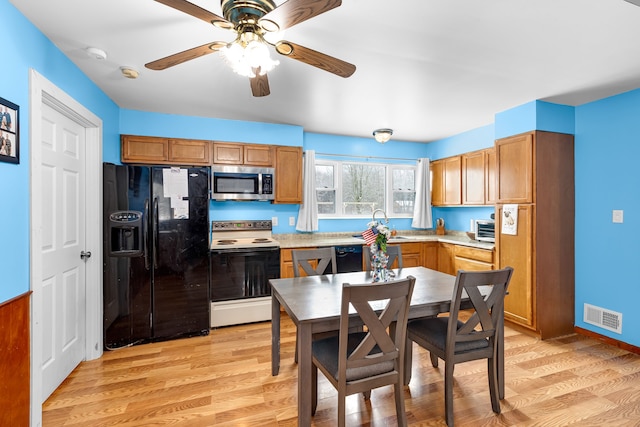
[488,357,501,414]
[338,392,346,427]
[394,381,408,427]
[444,362,455,427]
[430,351,439,368]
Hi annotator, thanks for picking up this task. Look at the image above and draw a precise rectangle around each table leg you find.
[271,295,281,376]
[298,322,312,427]
[404,337,413,385]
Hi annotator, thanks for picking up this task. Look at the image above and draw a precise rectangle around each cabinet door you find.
[244,145,273,166]
[430,160,444,206]
[275,146,302,204]
[396,242,422,268]
[496,133,534,203]
[497,204,534,329]
[213,142,243,164]
[443,156,462,205]
[168,139,211,165]
[437,243,455,275]
[121,135,168,163]
[422,242,438,270]
[462,150,485,205]
[485,147,497,204]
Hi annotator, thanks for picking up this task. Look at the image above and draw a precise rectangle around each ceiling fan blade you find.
[259,0,341,32]
[145,41,225,70]
[275,41,355,78]
[154,0,233,29]
[250,69,270,97]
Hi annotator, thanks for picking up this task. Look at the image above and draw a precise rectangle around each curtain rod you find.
[307,151,418,162]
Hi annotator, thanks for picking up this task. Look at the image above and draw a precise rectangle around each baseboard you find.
[574,326,640,355]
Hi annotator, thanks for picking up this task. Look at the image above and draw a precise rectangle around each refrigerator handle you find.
[153,197,159,269]
[143,198,150,270]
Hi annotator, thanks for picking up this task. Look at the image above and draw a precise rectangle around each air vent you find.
[583,303,622,334]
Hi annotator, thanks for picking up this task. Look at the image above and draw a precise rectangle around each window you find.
[316,160,416,218]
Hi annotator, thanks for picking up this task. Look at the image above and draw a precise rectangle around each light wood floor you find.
[43,313,640,426]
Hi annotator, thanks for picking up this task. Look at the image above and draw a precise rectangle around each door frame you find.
[29,69,103,426]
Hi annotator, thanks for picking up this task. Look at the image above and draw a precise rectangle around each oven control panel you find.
[211,220,273,231]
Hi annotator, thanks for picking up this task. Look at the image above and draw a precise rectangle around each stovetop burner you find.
[210,220,279,250]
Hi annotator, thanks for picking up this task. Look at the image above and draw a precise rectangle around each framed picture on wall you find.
[0,96,19,164]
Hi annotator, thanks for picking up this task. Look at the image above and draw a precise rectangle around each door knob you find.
[80,251,92,260]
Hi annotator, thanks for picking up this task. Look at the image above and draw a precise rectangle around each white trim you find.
[29,69,103,427]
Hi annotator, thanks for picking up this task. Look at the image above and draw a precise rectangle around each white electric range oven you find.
[209,220,280,327]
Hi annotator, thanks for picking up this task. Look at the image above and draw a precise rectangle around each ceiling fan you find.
[145,0,356,97]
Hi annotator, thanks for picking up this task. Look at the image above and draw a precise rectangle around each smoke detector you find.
[86,47,107,61]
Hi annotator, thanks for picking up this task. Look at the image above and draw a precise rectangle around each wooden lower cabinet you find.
[497,204,535,329]
[437,243,456,275]
[389,242,422,268]
[422,242,438,270]
[454,245,494,271]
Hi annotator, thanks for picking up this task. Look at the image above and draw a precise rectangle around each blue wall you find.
[0,0,119,302]
[574,89,640,345]
[3,0,639,347]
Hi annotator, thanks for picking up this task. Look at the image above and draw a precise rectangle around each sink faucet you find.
[372,209,388,223]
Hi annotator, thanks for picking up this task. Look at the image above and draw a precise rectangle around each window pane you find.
[315,165,334,188]
[342,164,385,215]
[392,191,415,214]
[392,168,415,191]
[316,190,336,214]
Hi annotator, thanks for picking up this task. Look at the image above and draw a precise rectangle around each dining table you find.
[269,266,505,426]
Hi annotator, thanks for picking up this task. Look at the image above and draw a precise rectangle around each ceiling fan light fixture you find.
[220,33,279,78]
[373,128,393,144]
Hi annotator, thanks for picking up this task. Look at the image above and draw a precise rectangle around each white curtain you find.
[411,158,433,229]
[296,150,318,232]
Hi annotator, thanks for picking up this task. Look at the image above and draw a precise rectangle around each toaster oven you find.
[474,219,495,243]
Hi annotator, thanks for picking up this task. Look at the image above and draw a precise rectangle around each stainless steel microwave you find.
[474,219,495,243]
[211,165,275,201]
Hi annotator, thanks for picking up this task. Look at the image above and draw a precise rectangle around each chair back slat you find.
[292,247,337,277]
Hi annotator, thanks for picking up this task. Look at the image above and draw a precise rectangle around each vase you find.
[370,244,389,282]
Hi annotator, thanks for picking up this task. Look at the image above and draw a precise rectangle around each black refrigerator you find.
[103,163,210,349]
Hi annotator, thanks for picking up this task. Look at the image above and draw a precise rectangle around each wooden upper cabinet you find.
[485,147,497,204]
[168,139,211,164]
[121,135,169,164]
[462,150,486,205]
[496,133,534,203]
[274,146,302,204]
[213,142,273,166]
[431,156,461,206]
[121,135,211,165]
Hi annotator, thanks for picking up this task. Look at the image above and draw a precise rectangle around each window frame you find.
[315,159,416,219]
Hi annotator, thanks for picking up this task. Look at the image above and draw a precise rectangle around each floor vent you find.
[584,303,623,334]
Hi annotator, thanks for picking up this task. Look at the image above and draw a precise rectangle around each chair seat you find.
[312,332,395,382]
[408,317,490,353]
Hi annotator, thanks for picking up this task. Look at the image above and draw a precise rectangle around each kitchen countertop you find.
[274,231,495,251]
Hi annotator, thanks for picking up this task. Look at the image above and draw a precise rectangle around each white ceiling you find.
[10,0,640,142]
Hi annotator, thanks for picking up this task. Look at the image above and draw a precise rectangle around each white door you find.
[38,102,87,400]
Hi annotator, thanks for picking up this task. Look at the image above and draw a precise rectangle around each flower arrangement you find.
[362,220,391,252]
[362,220,392,281]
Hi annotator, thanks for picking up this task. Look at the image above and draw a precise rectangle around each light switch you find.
[289,216,295,226]
[272,216,278,226]
[612,210,624,223]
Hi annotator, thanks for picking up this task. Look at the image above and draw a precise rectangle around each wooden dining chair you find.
[311,276,416,427]
[363,245,403,269]
[292,247,337,277]
[406,267,513,427]
[291,247,338,362]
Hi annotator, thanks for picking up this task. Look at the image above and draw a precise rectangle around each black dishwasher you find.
[327,245,364,273]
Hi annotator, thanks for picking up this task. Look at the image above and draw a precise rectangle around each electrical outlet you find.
[271,216,278,226]
[289,216,295,226]
[612,210,624,223]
